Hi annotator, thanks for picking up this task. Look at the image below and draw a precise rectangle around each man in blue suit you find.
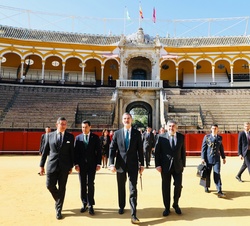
[74,120,102,215]
[201,124,226,198]
[109,112,144,224]
[236,122,250,182]
[39,117,74,220]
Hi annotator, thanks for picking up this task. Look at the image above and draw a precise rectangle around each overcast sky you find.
[0,0,250,37]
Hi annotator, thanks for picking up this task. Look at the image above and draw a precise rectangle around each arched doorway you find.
[126,101,152,128]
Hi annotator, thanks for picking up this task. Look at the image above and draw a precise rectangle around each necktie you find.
[125,130,129,151]
[57,132,62,149]
[171,135,175,149]
[84,134,88,145]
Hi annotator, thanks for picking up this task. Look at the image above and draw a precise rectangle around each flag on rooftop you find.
[139,6,143,19]
[152,7,156,23]
[126,8,131,20]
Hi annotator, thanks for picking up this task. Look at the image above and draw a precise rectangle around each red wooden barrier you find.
[0,131,239,156]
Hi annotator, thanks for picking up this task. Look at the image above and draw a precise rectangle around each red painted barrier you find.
[185,133,238,156]
[0,131,239,156]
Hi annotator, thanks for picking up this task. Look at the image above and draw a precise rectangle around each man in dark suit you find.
[236,122,250,182]
[201,124,226,198]
[109,112,144,224]
[155,120,186,217]
[39,126,51,155]
[74,120,102,215]
[39,117,74,220]
[142,126,155,168]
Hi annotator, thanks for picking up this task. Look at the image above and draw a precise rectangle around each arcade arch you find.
[126,101,153,128]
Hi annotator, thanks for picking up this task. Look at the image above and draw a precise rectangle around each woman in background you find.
[100,129,111,168]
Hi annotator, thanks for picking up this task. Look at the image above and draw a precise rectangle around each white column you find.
[193,65,197,86]
[61,62,65,83]
[175,66,179,86]
[20,60,24,83]
[101,65,104,85]
[155,96,159,130]
[41,61,45,83]
[248,63,250,81]
[230,64,234,87]
[212,65,215,82]
[119,48,124,79]
[81,63,86,85]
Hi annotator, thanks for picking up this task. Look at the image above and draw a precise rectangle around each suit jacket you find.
[39,133,46,154]
[74,132,102,170]
[155,132,186,174]
[142,131,155,151]
[109,128,144,173]
[201,134,225,164]
[40,131,74,173]
[238,131,249,157]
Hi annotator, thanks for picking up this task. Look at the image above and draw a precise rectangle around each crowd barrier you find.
[0,131,238,156]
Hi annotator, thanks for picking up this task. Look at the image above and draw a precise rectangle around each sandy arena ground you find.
[0,155,250,226]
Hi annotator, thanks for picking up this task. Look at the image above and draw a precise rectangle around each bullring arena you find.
[1,156,250,226]
[1,3,250,226]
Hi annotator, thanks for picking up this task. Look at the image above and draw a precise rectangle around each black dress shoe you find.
[118,208,124,214]
[80,203,88,213]
[236,176,243,182]
[172,205,182,215]
[205,187,210,193]
[163,209,170,216]
[88,206,95,215]
[131,215,140,224]
[56,211,62,220]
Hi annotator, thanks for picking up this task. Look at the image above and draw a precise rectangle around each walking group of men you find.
[38,115,250,224]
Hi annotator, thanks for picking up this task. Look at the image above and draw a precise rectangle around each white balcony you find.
[116,80,163,90]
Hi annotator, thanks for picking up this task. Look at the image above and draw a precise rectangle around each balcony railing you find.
[116,80,163,89]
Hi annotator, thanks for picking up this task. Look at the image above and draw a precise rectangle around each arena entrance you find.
[126,101,152,128]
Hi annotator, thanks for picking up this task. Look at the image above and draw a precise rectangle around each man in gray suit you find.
[39,117,74,220]
[236,122,250,182]
[109,112,144,224]
[155,120,186,217]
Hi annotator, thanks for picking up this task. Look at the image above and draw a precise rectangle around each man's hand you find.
[139,166,144,174]
[75,165,80,172]
[39,167,45,176]
[156,166,162,173]
[109,165,116,173]
[69,168,72,174]
[96,165,101,171]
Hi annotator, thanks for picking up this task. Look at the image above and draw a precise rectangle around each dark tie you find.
[125,130,129,151]
[171,135,175,149]
[57,132,62,149]
[84,134,88,147]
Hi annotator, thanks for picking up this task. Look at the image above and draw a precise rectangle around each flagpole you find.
[124,6,126,34]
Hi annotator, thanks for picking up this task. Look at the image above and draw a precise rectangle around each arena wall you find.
[0,131,238,156]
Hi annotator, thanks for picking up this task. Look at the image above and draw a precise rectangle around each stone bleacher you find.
[166,88,250,132]
[0,84,115,129]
